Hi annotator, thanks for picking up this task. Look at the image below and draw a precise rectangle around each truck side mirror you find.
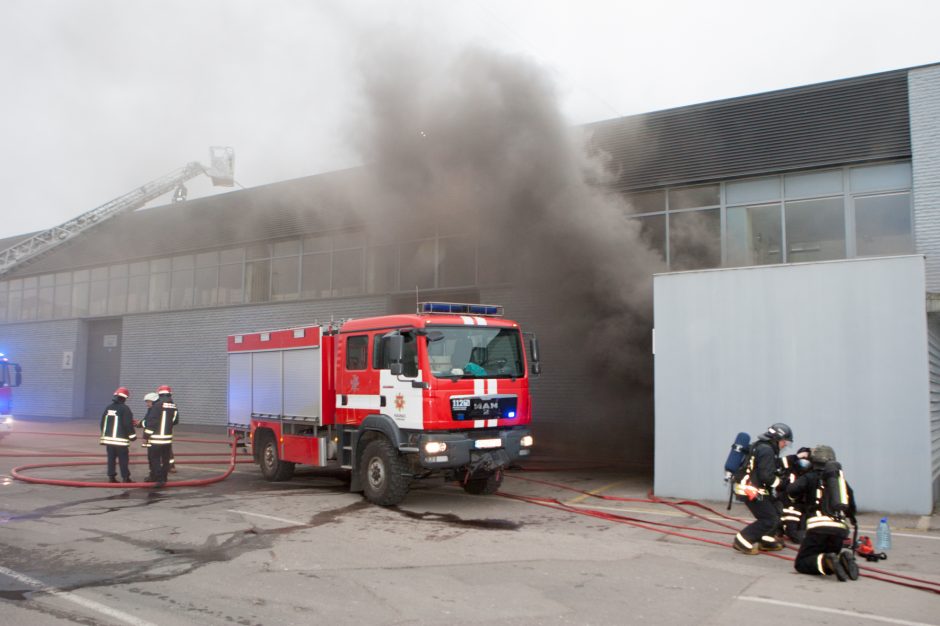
[529,337,541,376]
[386,335,404,376]
[14,363,21,387]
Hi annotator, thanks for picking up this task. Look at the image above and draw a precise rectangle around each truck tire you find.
[259,433,295,482]
[462,471,503,495]
[360,438,409,506]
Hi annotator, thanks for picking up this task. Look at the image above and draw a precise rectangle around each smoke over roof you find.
[350,40,665,463]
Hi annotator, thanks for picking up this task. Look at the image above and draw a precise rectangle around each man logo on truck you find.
[227,302,541,506]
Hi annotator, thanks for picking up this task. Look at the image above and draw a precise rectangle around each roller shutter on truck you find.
[227,326,322,427]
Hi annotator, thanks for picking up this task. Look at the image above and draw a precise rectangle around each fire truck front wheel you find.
[258,433,295,482]
[360,438,409,506]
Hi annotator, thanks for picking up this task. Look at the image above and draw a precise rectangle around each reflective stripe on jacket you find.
[99,402,136,446]
[143,400,177,445]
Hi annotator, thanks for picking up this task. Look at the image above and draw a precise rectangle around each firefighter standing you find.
[732,422,793,554]
[786,445,859,581]
[99,386,136,483]
[141,384,178,486]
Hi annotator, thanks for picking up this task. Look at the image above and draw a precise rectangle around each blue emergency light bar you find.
[418,302,504,316]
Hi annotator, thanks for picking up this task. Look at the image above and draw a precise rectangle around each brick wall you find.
[120,297,387,425]
[911,65,940,291]
[0,318,86,418]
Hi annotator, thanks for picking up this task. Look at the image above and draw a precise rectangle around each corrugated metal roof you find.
[7,167,372,277]
[585,69,911,190]
[2,68,915,278]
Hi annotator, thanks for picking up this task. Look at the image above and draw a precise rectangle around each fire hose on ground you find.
[4,430,251,488]
[498,473,940,596]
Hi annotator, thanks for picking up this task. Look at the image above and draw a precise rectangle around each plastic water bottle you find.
[876,517,892,551]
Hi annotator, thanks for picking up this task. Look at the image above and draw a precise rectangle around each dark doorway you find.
[84,319,122,418]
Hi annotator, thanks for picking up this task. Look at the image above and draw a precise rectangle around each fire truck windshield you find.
[426,326,524,379]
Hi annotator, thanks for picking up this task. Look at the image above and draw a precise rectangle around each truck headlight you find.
[2,416,12,425]
[520,435,533,447]
[424,441,447,454]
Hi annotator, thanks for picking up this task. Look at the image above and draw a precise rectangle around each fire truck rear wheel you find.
[462,471,503,495]
[259,433,295,482]
[360,438,409,506]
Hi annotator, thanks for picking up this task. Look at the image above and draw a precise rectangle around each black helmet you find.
[810,444,836,467]
[759,422,793,443]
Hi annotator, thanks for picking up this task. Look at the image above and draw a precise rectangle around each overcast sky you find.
[1,0,939,241]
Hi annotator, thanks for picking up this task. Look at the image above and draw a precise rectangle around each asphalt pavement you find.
[1,420,937,625]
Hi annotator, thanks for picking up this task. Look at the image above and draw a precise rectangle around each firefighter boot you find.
[839,548,859,581]
[824,553,849,581]
[733,534,759,555]
[758,535,784,551]
[108,476,118,483]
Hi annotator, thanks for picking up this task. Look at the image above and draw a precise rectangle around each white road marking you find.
[737,596,934,626]
[227,509,306,526]
[0,565,158,626]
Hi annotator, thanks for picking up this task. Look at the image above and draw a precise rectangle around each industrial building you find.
[1,63,938,511]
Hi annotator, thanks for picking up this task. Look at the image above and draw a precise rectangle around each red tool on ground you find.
[856,536,888,562]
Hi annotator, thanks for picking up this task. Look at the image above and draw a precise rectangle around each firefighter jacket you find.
[786,467,856,535]
[777,452,810,525]
[733,439,781,499]
[99,400,136,447]
[142,397,178,446]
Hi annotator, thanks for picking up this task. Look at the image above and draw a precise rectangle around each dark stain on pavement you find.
[392,507,521,530]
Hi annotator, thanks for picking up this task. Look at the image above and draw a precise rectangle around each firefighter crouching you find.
[786,445,859,581]
[732,422,793,554]
[775,446,812,543]
[99,387,137,483]
[141,385,178,487]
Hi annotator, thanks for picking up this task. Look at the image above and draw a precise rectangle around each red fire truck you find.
[0,353,22,440]
[228,302,539,505]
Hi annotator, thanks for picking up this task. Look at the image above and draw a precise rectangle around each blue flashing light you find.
[418,302,504,316]
[506,411,516,418]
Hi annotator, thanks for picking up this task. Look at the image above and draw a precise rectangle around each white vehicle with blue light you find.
[0,353,22,439]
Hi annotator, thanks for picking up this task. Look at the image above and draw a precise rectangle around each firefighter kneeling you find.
[785,445,859,581]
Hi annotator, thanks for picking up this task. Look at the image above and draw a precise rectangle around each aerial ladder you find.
[0,146,235,278]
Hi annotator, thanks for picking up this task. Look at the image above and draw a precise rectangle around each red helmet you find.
[156,385,172,395]
[113,387,130,398]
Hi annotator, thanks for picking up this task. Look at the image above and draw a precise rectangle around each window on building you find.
[438,237,476,287]
[271,256,300,301]
[0,282,7,323]
[245,259,271,303]
[727,176,779,205]
[850,162,911,194]
[669,209,720,270]
[148,271,170,312]
[631,214,666,263]
[855,193,914,256]
[170,268,194,309]
[367,244,397,294]
[301,252,331,299]
[624,189,666,214]
[400,240,436,290]
[784,169,842,199]
[194,266,219,307]
[7,286,22,322]
[72,271,90,317]
[89,278,108,316]
[37,274,55,320]
[332,248,363,296]
[726,204,782,266]
[785,197,845,262]
[273,239,300,258]
[346,335,369,370]
[127,275,149,313]
[669,184,720,210]
[218,263,243,305]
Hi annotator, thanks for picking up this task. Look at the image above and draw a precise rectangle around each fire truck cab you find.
[228,303,540,505]
[0,353,22,440]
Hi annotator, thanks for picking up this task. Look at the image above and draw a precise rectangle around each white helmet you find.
[144,392,159,402]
